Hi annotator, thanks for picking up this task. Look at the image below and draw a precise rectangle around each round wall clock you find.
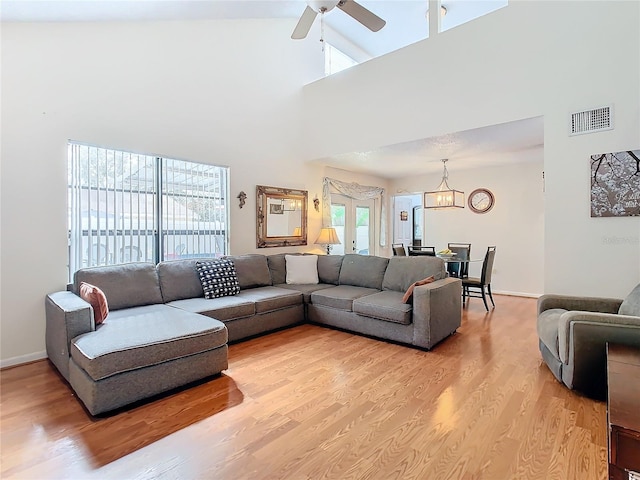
[468,188,495,214]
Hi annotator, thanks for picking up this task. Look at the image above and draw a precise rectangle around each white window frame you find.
[67,142,229,280]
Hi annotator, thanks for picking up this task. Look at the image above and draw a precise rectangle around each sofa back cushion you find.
[74,262,163,311]
[231,254,272,289]
[267,253,289,285]
[619,283,640,316]
[157,259,208,302]
[317,255,343,285]
[382,256,446,292]
[339,254,389,290]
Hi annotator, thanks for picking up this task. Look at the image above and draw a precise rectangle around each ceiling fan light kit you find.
[424,159,465,209]
[291,0,386,41]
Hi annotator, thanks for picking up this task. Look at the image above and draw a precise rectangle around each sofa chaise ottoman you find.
[46,263,229,415]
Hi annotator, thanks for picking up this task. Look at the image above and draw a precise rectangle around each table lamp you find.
[315,227,341,254]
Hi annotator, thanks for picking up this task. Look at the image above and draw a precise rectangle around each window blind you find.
[68,142,228,281]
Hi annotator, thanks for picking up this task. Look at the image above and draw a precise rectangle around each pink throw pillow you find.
[402,276,435,304]
[79,282,109,325]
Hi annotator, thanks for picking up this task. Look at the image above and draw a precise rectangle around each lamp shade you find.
[293,227,302,236]
[315,227,341,245]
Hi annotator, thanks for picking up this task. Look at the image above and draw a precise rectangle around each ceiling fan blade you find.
[337,0,385,32]
[291,6,318,39]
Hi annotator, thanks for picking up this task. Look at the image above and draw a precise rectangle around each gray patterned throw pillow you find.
[196,259,241,299]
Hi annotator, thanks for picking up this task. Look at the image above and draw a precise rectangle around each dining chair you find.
[392,243,406,256]
[447,242,471,278]
[408,246,436,256]
[462,246,496,311]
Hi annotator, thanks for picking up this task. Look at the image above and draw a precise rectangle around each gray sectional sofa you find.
[45,253,461,415]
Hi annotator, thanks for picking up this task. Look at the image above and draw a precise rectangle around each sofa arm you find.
[45,291,94,382]
[558,311,640,364]
[411,277,462,349]
[537,294,622,316]
[562,317,640,398]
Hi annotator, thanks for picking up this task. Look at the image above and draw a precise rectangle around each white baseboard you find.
[1,351,47,369]
[492,290,541,299]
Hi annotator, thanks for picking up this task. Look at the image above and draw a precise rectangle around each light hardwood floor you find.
[1,295,608,480]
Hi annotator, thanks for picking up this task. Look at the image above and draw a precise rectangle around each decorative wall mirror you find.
[256,185,308,248]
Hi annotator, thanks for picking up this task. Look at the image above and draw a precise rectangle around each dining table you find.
[436,253,482,277]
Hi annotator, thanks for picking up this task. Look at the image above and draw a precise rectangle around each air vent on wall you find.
[569,105,613,136]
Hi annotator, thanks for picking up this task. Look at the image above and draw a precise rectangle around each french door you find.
[330,194,375,255]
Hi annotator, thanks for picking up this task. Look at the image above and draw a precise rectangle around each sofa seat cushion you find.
[236,286,302,313]
[167,296,255,321]
[276,283,335,303]
[353,291,412,325]
[70,304,227,381]
[537,308,567,359]
[311,285,380,311]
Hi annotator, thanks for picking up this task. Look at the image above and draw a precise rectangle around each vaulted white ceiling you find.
[0,0,507,58]
[2,0,538,178]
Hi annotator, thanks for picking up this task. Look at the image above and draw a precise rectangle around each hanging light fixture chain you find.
[320,8,325,52]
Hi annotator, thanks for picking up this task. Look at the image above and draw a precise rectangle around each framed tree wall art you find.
[590,149,640,217]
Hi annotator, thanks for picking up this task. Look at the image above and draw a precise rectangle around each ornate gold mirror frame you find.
[256,185,308,248]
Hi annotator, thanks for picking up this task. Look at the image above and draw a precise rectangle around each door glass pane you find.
[331,203,346,255]
[355,206,370,255]
[413,206,423,246]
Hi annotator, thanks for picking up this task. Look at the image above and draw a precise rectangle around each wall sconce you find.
[237,191,247,208]
[400,211,408,221]
[313,195,320,212]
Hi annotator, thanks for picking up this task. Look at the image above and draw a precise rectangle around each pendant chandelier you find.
[424,159,465,209]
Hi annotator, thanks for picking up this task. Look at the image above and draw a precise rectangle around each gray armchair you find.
[537,283,640,399]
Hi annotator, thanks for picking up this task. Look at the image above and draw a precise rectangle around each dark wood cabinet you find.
[607,344,640,480]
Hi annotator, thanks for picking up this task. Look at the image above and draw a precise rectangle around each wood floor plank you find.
[0,295,608,479]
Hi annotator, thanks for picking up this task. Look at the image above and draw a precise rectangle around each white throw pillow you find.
[285,254,319,285]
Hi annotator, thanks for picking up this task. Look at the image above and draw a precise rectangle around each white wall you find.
[2,1,639,365]
[0,19,326,365]
[301,0,640,298]
[392,154,545,296]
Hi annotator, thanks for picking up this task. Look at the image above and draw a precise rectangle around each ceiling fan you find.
[291,0,386,40]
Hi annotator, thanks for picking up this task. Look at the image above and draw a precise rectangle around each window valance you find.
[322,177,387,247]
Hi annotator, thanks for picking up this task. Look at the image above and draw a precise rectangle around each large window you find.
[67,142,229,280]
